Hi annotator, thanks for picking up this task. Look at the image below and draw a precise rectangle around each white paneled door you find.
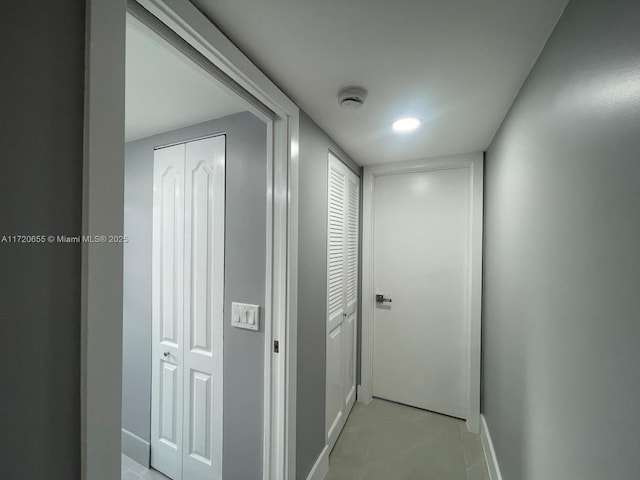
[151,143,185,480]
[372,168,469,419]
[326,153,359,451]
[151,135,225,480]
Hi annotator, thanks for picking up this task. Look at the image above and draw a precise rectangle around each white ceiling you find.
[125,14,246,142]
[191,0,568,165]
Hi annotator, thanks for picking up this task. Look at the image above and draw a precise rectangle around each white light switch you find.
[231,302,260,331]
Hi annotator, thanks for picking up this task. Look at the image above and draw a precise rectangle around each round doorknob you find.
[163,351,170,357]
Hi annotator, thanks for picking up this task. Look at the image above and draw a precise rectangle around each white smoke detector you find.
[338,86,367,109]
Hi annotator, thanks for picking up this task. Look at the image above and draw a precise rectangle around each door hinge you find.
[274,340,279,353]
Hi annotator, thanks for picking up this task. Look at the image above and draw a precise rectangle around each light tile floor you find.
[122,399,488,480]
[121,454,170,480]
[326,398,490,480]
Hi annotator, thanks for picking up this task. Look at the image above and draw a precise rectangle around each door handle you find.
[163,351,170,357]
[375,294,392,304]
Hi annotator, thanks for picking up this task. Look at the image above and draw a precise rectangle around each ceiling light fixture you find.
[392,117,421,133]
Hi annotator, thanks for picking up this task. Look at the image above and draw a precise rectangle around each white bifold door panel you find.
[152,135,225,480]
[151,143,185,480]
[326,153,359,451]
[373,168,469,419]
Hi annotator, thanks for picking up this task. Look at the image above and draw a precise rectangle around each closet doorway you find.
[84,1,301,478]
[120,6,276,480]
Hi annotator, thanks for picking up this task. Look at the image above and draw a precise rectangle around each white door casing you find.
[326,153,359,451]
[359,153,483,433]
[151,135,225,479]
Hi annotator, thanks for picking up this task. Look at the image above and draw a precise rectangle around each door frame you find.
[359,153,483,433]
[82,1,299,479]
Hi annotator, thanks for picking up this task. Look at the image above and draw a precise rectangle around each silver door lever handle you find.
[375,294,392,304]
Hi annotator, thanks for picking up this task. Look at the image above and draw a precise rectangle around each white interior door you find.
[372,168,469,419]
[151,143,185,480]
[326,153,359,450]
[152,135,225,480]
[181,136,224,479]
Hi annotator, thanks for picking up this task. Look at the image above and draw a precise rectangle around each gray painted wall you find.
[122,112,266,479]
[482,0,640,478]
[297,111,361,479]
[0,2,85,479]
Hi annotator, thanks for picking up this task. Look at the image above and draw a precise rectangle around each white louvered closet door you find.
[326,152,359,451]
[343,168,359,412]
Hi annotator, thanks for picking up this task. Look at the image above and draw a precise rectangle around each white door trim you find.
[359,152,483,433]
[82,0,299,478]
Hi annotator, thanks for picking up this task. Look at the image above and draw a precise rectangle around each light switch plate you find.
[231,302,260,331]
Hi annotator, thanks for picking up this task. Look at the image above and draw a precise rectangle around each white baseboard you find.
[480,415,503,480]
[306,445,329,480]
[356,385,372,404]
[121,428,150,468]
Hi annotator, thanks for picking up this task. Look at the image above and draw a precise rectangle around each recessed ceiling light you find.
[392,117,421,133]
